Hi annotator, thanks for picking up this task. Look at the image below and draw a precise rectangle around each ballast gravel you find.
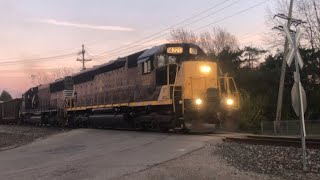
[214,142,320,180]
[118,141,280,180]
[0,125,68,150]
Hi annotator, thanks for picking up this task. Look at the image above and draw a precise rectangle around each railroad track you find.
[223,135,320,149]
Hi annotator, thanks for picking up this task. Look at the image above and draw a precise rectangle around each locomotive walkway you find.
[0,129,274,180]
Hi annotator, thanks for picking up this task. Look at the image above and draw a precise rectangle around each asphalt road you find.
[0,129,217,180]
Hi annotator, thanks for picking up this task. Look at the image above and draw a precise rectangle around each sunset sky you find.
[0,0,274,97]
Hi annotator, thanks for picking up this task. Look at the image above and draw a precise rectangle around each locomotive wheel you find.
[49,116,58,127]
[87,118,94,128]
[67,116,77,128]
[133,119,140,130]
[151,119,160,131]
[76,116,85,128]
[140,123,148,131]
[17,118,23,125]
[160,127,170,132]
[82,119,88,128]
[43,116,49,126]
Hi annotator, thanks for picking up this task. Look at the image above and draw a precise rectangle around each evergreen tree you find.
[211,47,243,76]
[241,46,267,69]
[0,90,13,102]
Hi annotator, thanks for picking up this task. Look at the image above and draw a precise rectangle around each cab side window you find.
[157,55,165,67]
[142,59,153,74]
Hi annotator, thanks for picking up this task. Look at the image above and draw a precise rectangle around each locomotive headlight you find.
[195,98,202,105]
[200,65,211,74]
[226,98,234,106]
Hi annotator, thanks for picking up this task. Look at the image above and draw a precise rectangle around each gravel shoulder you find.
[215,142,320,180]
[117,140,281,180]
[0,125,68,150]
[117,139,320,180]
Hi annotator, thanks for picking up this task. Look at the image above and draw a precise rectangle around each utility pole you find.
[249,43,254,69]
[248,45,252,68]
[77,44,91,70]
[275,0,294,123]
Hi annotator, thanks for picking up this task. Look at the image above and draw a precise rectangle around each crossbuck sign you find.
[284,26,303,68]
[283,24,307,171]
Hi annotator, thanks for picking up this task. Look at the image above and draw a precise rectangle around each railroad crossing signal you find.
[283,24,307,171]
[283,27,303,68]
[282,25,307,115]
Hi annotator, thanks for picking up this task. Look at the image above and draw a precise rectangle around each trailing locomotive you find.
[2,43,239,132]
[20,76,74,125]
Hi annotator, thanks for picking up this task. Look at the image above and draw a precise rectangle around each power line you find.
[93,0,269,61]
[238,32,264,41]
[0,0,268,67]
[176,0,241,30]
[239,39,263,46]
[84,47,105,64]
[0,53,77,66]
[0,44,97,67]
[92,0,238,58]
[102,0,267,59]
[92,0,242,60]
[0,46,81,62]
[193,0,270,31]
[93,34,265,64]
[94,32,265,62]
[0,31,265,68]
[0,52,76,63]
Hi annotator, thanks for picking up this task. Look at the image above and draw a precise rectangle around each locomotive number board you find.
[167,47,183,54]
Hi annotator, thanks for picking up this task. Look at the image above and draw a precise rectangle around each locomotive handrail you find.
[218,74,240,110]
[172,63,180,114]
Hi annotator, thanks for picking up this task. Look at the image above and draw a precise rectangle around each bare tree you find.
[168,27,239,56]
[264,0,291,49]
[265,0,320,50]
[297,0,320,49]
[30,67,76,86]
[199,27,239,55]
[169,28,198,44]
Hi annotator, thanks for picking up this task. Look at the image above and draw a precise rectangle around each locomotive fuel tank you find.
[29,115,42,124]
[88,114,127,128]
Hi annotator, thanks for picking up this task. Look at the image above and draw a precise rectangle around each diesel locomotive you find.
[1,43,239,132]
